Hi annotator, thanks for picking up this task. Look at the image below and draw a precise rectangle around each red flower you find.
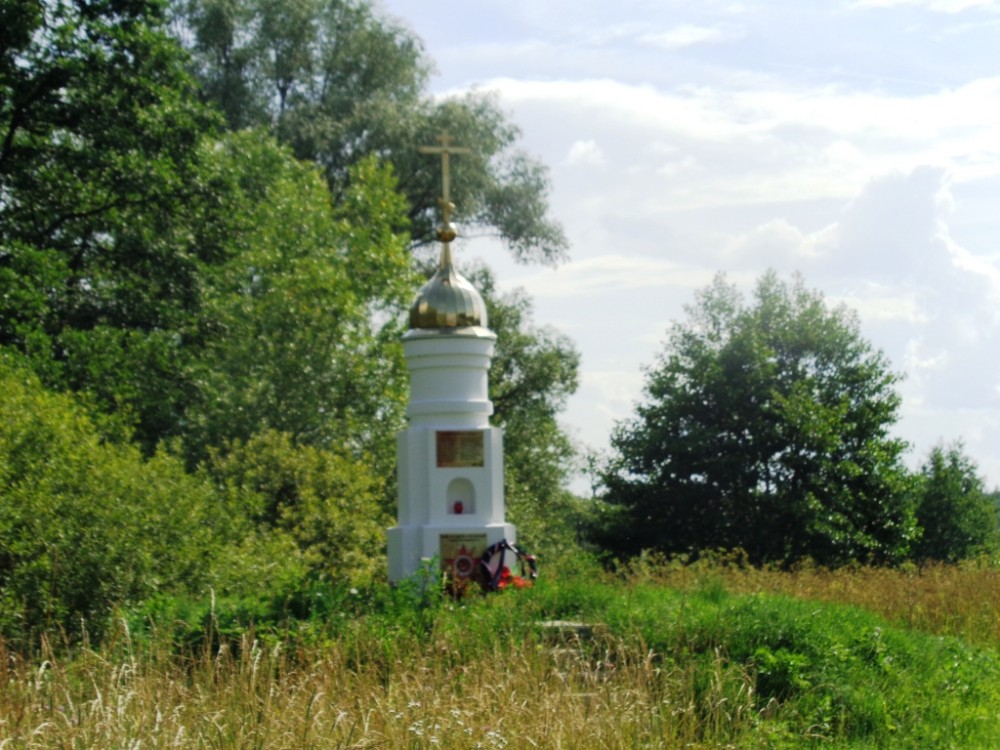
[494,565,531,590]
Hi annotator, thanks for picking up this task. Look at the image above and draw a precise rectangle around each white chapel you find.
[386,135,516,584]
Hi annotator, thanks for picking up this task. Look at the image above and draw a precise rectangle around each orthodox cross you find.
[418,132,472,228]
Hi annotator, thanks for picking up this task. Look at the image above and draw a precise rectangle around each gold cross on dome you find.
[418,132,472,227]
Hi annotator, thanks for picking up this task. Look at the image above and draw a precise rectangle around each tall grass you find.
[0,561,997,749]
[0,621,767,749]
[623,552,1000,648]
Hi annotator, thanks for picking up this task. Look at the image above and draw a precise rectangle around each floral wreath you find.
[479,539,538,592]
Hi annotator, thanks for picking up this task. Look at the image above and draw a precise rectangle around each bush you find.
[0,353,220,646]
[206,430,392,588]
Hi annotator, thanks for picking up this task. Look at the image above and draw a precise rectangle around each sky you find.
[379,0,1000,492]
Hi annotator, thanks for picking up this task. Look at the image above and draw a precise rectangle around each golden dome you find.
[408,241,488,330]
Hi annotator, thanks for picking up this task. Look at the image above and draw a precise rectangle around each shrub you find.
[0,353,220,646]
[206,429,391,588]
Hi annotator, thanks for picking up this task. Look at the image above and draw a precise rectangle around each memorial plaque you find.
[440,533,488,582]
[436,430,484,467]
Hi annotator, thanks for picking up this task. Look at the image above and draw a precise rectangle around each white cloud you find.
[565,139,607,166]
[506,75,1000,148]
[500,254,725,300]
[655,154,700,177]
[723,219,835,268]
[945,236,1000,304]
[903,339,949,371]
[837,293,931,324]
[465,74,1000,219]
[637,24,732,50]
[583,370,645,413]
[389,0,1000,486]
[852,0,999,12]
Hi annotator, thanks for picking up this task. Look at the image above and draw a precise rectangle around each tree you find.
[1,0,221,447]
[470,268,581,553]
[181,135,415,468]
[1,0,215,330]
[597,272,916,567]
[173,0,568,263]
[911,444,998,562]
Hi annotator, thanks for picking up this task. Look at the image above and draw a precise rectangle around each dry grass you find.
[1,561,997,749]
[627,553,1000,649]
[0,625,778,750]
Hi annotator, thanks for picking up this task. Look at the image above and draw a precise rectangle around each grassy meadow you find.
[0,559,997,749]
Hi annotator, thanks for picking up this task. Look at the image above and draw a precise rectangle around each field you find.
[0,559,997,749]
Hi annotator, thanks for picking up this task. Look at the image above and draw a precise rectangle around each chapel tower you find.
[386,134,516,583]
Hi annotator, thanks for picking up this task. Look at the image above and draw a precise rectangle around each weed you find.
[2,561,998,748]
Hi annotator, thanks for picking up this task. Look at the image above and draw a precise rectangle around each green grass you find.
[1,565,997,749]
[551,581,999,747]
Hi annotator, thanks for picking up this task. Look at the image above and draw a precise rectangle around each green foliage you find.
[0,0,584,651]
[598,271,916,567]
[183,135,415,465]
[121,567,1000,748]
[0,354,219,645]
[207,429,391,587]
[174,0,568,262]
[2,0,422,463]
[517,573,1000,748]
[1,0,213,256]
[467,267,582,555]
[912,444,999,562]
[0,0,238,451]
[127,560,451,652]
[1,0,217,427]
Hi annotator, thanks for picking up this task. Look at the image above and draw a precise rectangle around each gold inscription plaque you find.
[436,430,484,467]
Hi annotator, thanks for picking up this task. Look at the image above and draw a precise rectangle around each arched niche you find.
[447,477,475,515]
